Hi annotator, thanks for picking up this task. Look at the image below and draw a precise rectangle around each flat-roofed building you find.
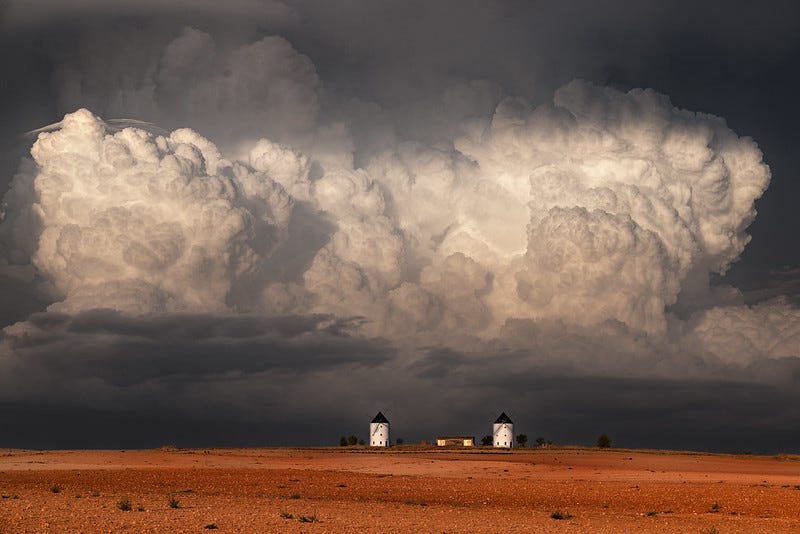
[435,436,475,447]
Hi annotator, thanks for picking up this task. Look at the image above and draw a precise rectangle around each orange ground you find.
[1,447,799,532]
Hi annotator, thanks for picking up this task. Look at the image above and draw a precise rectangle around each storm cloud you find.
[1,0,799,451]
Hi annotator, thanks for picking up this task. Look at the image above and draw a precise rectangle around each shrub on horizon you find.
[596,433,612,448]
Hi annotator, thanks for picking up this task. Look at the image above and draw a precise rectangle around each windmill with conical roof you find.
[369,412,390,447]
[493,412,514,448]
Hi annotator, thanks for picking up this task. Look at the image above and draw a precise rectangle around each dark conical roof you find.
[371,411,389,423]
[494,412,513,424]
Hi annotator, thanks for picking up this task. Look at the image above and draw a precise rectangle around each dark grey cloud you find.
[739,267,800,305]
[2,0,296,29]
[2,310,799,451]
[0,310,397,447]
[398,345,800,454]
[2,310,391,387]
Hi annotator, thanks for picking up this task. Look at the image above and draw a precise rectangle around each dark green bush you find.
[596,433,612,448]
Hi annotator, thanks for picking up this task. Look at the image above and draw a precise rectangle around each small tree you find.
[481,435,493,446]
[596,433,612,448]
[347,435,358,446]
[516,434,528,447]
[535,436,546,447]
[339,436,348,447]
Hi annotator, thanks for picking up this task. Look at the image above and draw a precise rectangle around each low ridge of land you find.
[1,447,799,532]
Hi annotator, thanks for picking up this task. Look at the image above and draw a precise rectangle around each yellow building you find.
[435,436,475,447]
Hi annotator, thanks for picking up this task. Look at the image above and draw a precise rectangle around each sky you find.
[1,0,800,452]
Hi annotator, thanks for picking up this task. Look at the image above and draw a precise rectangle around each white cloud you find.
[1,32,795,369]
[3,109,296,314]
[684,298,800,366]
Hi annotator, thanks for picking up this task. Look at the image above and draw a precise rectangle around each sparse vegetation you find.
[169,496,181,509]
[339,436,348,447]
[204,524,218,530]
[516,434,528,447]
[481,435,493,446]
[535,436,554,447]
[358,439,365,445]
[50,485,61,493]
[396,438,404,445]
[8,446,794,531]
[596,433,612,448]
[700,528,719,534]
[347,435,358,446]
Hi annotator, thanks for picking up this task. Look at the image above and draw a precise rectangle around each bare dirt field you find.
[1,446,799,532]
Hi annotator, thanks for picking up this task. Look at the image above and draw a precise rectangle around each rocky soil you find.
[1,447,799,532]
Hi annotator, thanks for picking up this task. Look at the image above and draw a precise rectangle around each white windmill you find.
[493,412,514,448]
[369,412,390,447]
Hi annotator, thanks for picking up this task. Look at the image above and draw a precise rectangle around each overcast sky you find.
[1,0,799,452]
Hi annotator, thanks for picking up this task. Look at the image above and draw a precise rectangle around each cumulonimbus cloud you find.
[0,27,795,373]
[2,109,294,314]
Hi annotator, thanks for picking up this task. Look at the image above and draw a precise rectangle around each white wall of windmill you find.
[493,423,513,448]
[370,422,390,447]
